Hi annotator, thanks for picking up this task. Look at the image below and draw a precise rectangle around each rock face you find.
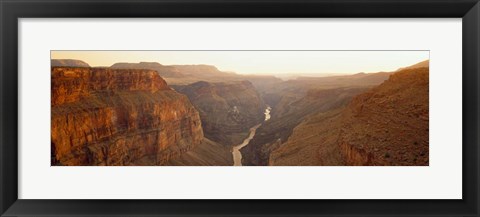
[110,62,184,78]
[51,67,204,166]
[241,87,367,166]
[336,66,429,165]
[51,59,90,67]
[173,81,266,146]
[269,66,429,166]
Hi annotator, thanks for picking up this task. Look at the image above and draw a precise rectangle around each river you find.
[232,106,271,166]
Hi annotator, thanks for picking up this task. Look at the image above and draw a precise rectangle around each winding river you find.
[232,106,271,166]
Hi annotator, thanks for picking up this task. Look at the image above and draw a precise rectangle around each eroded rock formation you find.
[51,67,204,166]
[242,87,367,166]
[173,81,266,146]
[269,66,429,166]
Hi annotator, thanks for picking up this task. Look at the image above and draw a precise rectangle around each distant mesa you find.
[170,64,224,77]
[109,62,239,80]
[110,62,185,78]
[51,59,90,68]
[111,61,163,69]
[109,61,283,88]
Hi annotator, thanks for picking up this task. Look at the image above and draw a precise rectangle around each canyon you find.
[232,107,271,166]
[241,87,368,166]
[172,81,267,146]
[51,66,231,166]
[51,59,429,166]
[268,65,429,166]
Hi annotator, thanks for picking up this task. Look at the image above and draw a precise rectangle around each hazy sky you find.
[51,51,428,75]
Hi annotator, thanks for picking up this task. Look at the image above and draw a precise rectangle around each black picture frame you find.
[1,0,479,216]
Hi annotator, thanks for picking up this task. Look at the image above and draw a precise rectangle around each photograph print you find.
[50,51,429,166]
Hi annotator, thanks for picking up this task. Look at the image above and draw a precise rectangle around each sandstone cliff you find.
[173,81,266,146]
[51,67,204,166]
[269,66,429,166]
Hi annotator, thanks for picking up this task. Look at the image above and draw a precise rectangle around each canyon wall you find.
[242,87,367,166]
[51,67,204,166]
[173,81,266,146]
[336,66,429,166]
[269,66,429,166]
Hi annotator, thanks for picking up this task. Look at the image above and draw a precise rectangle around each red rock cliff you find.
[337,66,429,166]
[51,67,203,166]
[269,66,429,166]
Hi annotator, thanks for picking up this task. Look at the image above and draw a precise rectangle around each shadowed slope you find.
[270,66,429,166]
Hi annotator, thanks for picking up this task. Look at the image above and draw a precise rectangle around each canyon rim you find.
[50,51,429,166]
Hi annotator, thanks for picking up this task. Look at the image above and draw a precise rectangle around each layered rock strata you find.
[51,67,203,166]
